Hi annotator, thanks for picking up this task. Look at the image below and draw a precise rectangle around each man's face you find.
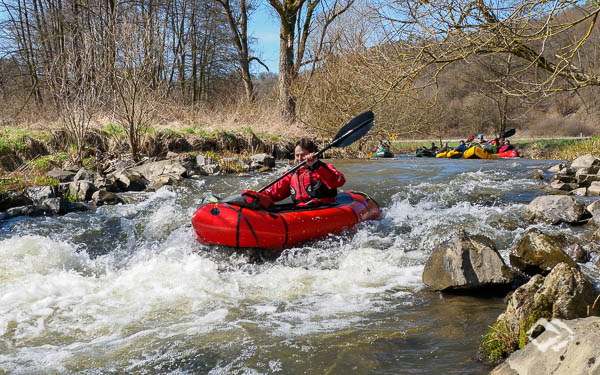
[295,146,310,164]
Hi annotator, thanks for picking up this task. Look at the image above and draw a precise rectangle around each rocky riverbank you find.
[421,153,600,372]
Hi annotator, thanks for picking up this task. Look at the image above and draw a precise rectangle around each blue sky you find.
[248,3,280,74]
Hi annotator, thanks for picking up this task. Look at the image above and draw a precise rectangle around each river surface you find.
[1,156,598,374]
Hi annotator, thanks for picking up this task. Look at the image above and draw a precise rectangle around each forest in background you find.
[1,0,599,165]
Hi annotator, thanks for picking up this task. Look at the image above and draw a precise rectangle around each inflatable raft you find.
[436,150,463,159]
[462,146,499,159]
[496,149,520,158]
[375,150,394,158]
[192,191,381,249]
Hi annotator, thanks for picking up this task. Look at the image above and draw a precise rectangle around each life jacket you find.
[264,160,346,207]
[498,144,514,153]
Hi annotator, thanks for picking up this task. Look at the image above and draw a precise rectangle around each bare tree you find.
[112,11,164,162]
[268,0,356,122]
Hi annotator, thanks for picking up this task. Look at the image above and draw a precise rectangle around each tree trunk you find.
[278,14,296,123]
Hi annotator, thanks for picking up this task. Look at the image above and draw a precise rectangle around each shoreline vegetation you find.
[1,121,599,195]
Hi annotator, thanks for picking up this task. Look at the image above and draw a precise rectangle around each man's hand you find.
[305,152,317,167]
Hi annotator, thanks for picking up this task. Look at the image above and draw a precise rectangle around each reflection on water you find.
[2,156,591,374]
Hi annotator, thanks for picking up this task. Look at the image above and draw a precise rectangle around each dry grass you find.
[543,136,600,161]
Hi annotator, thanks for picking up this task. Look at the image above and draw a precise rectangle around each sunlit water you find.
[1,156,597,374]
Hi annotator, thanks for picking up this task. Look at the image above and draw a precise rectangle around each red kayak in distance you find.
[496,149,520,158]
[192,191,381,249]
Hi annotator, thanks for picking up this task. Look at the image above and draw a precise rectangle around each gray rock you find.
[166,151,179,159]
[490,317,600,375]
[200,164,221,175]
[0,192,33,211]
[571,154,600,169]
[110,169,149,191]
[422,230,517,293]
[587,200,600,226]
[548,163,565,173]
[576,166,600,177]
[0,211,5,220]
[588,181,600,196]
[41,197,69,215]
[195,154,215,167]
[91,190,122,206]
[130,160,187,183]
[26,185,59,204]
[576,174,600,187]
[73,167,95,182]
[526,195,589,225]
[249,153,276,168]
[69,181,96,201]
[510,229,577,276]
[479,263,600,365]
[569,187,587,196]
[47,168,76,182]
[550,180,575,191]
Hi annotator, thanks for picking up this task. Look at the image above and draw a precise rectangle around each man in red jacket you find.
[241,138,346,209]
[263,138,346,207]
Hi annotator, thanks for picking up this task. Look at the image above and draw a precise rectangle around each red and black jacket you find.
[264,160,346,207]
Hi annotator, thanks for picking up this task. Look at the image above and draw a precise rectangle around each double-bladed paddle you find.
[257,110,375,193]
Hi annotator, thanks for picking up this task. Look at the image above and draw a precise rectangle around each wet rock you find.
[422,230,518,293]
[529,169,545,180]
[510,229,577,276]
[0,211,6,220]
[479,263,600,365]
[69,181,97,201]
[576,174,600,187]
[587,200,600,226]
[526,195,589,225]
[569,187,587,196]
[571,154,600,169]
[490,317,600,375]
[250,153,276,169]
[548,163,566,173]
[26,185,59,204]
[588,181,600,196]
[110,169,149,192]
[91,190,122,206]
[549,180,576,191]
[47,168,76,182]
[41,197,69,215]
[551,174,576,184]
[0,192,33,211]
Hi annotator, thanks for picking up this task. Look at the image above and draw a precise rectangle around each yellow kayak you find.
[463,146,499,159]
[435,150,463,158]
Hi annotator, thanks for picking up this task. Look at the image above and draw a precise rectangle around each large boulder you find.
[68,181,97,201]
[109,169,149,192]
[91,190,122,206]
[130,159,187,185]
[422,230,517,293]
[588,181,600,196]
[509,229,577,276]
[26,185,59,204]
[479,263,600,365]
[570,154,600,169]
[0,192,33,211]
[490,316,600,375]
[526,195,589,224]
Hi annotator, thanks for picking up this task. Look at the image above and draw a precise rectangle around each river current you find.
[1,156,597,374]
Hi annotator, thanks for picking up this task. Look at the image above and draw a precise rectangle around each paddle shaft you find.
[258,112,374,193]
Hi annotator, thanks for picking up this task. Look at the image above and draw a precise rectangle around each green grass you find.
[1,175,59,195]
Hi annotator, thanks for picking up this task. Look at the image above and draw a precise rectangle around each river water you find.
[1,156,597,374]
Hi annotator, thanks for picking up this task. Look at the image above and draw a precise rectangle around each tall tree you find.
[268,0,355,122]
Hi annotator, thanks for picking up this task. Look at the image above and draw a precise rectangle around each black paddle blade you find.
[331,110,374,147]
[502,128,516,138]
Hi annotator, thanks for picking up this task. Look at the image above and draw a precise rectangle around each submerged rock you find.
[0,192,33,211]
[509,229,577,276]
[526,195,589,225]
[422,230,518,294]
[479,263,600,366]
